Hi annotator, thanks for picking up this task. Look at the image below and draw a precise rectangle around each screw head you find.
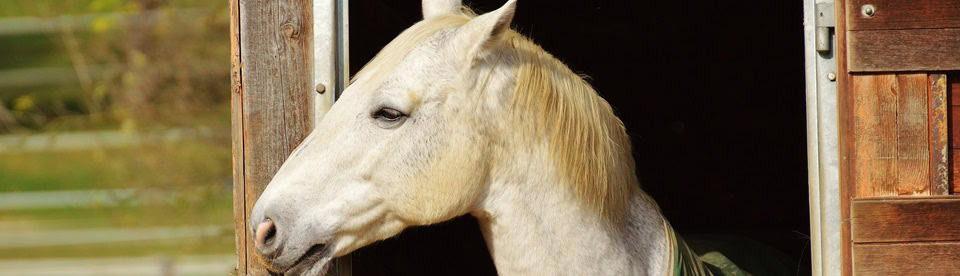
[861,4,876,17]
[827,72,837,81]
[315,83,326,94]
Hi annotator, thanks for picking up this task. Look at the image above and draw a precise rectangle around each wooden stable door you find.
[835,0,960,275]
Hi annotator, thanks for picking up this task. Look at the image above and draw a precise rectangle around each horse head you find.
[249,1,522,274]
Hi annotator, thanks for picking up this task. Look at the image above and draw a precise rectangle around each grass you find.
[0,195,233,227]
[0,199,236,259]
[0,151,109,192]
[0,135,231,192]
[0,134,235,260]
[0,34,70,70]
[0,236,235,259]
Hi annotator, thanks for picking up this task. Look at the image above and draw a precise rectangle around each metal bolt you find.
[316,83,326,94]
[861,4,876,17]
[827,72,837,81]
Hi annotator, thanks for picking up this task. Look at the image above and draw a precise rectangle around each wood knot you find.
[281,23,300,40]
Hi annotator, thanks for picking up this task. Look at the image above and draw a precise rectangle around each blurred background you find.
[0,0,234,275]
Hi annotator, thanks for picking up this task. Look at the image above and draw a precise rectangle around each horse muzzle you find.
[250,213,334,275]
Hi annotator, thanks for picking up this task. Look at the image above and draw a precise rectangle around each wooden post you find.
[231,0,314,274]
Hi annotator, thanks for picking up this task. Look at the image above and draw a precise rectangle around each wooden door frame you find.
[230,0,350,274]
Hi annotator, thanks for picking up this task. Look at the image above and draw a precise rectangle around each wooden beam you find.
[834,1,854,274]
[954,150,960,194]
[952,73,960,194]
[852,198,960,243]
[853,241,960,275]
[952,81,960,107]
[229,0,246,274]
[846,0,960,30]
[952,72,960,105]
[847,28,960,72]
[233,0,314,274]
[953,109,960,149]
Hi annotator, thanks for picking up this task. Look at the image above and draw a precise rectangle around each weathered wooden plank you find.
[236,0,314,274]
[847,28,960,72]
[239,0,284,274]
[952,72,960,105]
[852,74,899,198]
[953,108,960,149]
[850,74,936,197]
[853,241,960,276]
[953,149,960,194]
[229,0,246,274]
[952,73,960,194]
[278,0,314,149]
[928,74,950,195]
[953,90,960,107]
[834,2,854,274]
[846,0,960,31]
[895,74,929,195]
[950,72,960,105]
[851,198,960,243]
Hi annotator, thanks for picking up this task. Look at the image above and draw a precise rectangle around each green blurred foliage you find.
[0,0,232,190]
[0,0,230,133]
[0,0,235,261]
[0,0,234,188]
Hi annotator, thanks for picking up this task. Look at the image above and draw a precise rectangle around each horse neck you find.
[473,143,671,275]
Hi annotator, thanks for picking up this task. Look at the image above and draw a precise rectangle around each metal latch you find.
[815,3,835,54]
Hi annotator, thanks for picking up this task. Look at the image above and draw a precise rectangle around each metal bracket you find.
[313,0,350,126]
[815,3,835,54]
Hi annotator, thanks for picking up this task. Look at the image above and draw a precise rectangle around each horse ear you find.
[422,0,461,19]
[452,0,516,60]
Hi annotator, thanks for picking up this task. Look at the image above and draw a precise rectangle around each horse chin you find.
[284,258,330,276]
[283,244,332,276]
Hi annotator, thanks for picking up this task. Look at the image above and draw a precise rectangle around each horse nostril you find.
[255,219,277,247]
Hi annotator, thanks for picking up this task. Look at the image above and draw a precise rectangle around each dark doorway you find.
[348,1,809,275]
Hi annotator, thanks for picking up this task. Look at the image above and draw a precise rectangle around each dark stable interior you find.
[347,1,808,275]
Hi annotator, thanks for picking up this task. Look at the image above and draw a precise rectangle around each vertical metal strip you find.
[335,0,348,100]
[313,0,350,275]
[314,0,337,125]
[803,1,824,274]
[815,41,842,276]
[805,0,842,275]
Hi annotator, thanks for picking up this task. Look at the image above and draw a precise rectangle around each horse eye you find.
[373,108,405,121]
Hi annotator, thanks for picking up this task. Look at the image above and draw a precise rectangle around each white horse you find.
[249,1,734,275]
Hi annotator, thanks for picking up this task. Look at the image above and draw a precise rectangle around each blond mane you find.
[502,31,637,223]
[354,11,637,223]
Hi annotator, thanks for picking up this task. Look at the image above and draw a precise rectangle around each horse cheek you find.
[398,134,488,225]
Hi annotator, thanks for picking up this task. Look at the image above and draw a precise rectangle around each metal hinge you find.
[815,3,835,54]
